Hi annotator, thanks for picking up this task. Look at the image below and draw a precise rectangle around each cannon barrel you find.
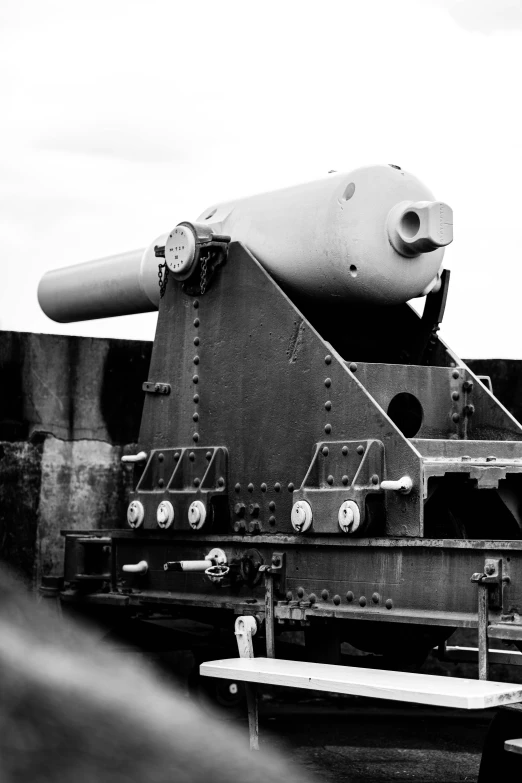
[37,243,163,323]
[38,165,452,323]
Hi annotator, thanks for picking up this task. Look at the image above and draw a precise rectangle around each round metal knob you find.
[380,476,413,494]
[165,224,196,278]
[121,451,148,464]
[127,500,145,529]
[291,500,313,533]
[188,500,207,530]
[338,500,360,534]
[122,560,148,574]
[157,500,174,529]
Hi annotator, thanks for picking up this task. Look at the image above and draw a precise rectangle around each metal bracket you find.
[259,553,285,659]
[142,382,171,395]
[179,223,230,296]
[470,559,508,680]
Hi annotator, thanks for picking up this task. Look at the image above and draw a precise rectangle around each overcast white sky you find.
[2,0,522,357]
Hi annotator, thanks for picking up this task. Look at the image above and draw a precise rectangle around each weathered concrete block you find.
[0,331,151,443]
[0,438,44,586]
[37,436,135,580]
[0,331,152,586]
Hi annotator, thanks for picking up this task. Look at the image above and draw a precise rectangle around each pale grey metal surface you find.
[38,165,452,322]
[38,242,163,323]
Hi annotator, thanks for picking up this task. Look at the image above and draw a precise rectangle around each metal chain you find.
[200,253,209,295]
[158,262,169,298]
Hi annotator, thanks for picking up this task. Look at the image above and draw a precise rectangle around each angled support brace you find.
[235,616,259,750]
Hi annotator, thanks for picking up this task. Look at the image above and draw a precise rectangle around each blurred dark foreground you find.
[0,565,316,783]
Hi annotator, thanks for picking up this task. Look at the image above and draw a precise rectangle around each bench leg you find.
[245,684,259,751]
[235,616,259,751]
[478,704,522,781]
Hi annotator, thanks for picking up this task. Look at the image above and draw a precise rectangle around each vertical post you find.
[234,616,259,751]
[265,571,275,659]
[244,685,259,751]
[478,582,489,681]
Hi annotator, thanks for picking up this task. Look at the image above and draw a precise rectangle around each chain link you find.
[200,253,209,295]
[159,249,213,297]
[158,262,169,298]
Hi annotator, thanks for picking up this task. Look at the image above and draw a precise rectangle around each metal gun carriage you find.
[38,163,522,685]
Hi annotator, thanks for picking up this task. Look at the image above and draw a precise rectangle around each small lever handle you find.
[380,476,413,495]
[121,451,148,464]
[164,559,213,573]
[164,547,226,573]
[122,560,148,574]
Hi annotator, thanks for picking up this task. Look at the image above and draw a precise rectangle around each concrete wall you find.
[0,331,152,587]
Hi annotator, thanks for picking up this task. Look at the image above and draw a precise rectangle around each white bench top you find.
[200,657,522,710]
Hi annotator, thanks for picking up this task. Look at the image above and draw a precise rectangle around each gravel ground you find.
[252,699,492,783]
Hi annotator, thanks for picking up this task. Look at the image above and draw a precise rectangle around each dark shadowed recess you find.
[0,434,45,585]
[100,339,152,444]
[466,359,522,424]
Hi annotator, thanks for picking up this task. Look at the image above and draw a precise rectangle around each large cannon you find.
[38,165,452,321]
[38,164,522,683]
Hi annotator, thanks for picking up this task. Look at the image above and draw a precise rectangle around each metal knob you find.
[157,500,174,529]
[188,500,207,530]
[121,451,148,464]
[380,476,413,494]
[291,500,313,533]
[122,560,148,574]
[338,500,360,534]
[127,500,145,528]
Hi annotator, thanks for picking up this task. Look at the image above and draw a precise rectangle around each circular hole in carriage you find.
[387,392,423,437]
